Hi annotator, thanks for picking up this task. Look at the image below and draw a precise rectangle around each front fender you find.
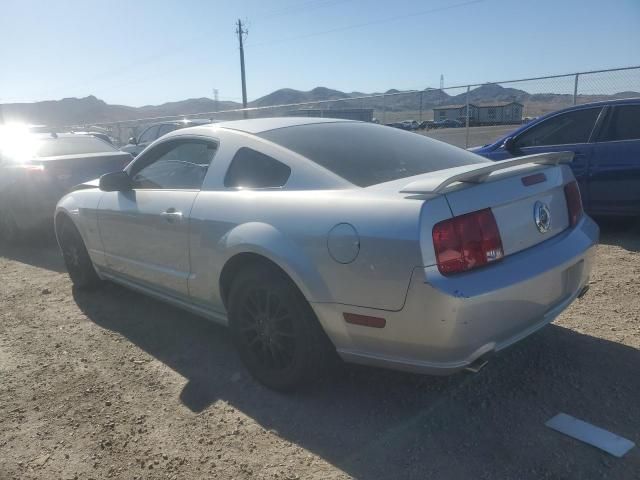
[219,222,331,303]
[55,189,105,267]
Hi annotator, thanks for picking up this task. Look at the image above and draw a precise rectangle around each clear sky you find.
[0,0,638,106]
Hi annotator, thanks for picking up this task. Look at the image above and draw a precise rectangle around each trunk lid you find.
[401,152,576,265]
[442,164,570,256]
[33,151,131,191]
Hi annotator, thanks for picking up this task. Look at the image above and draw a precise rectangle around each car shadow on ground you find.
[596,216,640,253]
[73,283,640,479]
[0,237,65,273]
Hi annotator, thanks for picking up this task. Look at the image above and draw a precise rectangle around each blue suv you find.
[471,98,640,216]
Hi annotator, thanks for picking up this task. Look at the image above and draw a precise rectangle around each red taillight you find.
[564,181,583,227]
[521,172,547,186]
[343,313,386,328]
[20,164,45,173]
[432,208,504,275]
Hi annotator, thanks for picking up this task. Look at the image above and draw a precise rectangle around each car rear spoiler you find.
[400,151,574,194]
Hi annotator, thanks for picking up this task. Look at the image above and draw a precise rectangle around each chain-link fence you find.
[65,66,640,149]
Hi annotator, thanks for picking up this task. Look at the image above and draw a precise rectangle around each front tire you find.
[228,264,334,391]
[57,217,101,290]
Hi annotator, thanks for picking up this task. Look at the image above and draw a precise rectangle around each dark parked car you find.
[470,98,640,216]
[418,120,435,130]
[71,131,116,146]
[432,119,464,129]
[122,119,212,157]
[0,131,132,240]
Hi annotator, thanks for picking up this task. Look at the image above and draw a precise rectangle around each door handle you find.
[160,208,183,223]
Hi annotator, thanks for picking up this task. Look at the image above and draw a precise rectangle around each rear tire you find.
[228,264,334,391]
[57,217,102,290]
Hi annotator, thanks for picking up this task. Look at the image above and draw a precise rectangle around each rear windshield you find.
[258,122,487,187]
[36,136,116,157]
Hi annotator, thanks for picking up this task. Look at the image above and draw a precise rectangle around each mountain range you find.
[1,84,638,127]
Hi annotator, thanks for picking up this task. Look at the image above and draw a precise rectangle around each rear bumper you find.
[312,215,599,374]
[11,190,63,232]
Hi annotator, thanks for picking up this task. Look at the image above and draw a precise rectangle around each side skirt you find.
[97,267,229,327]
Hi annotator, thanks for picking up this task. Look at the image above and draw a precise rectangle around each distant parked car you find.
[71,131,116,146]
[470,98,640,216]
[432,119,464,129]
[418,120,436,130]
[0,131,132,240]
[54,118,597,390]
[122,119,212,157]
[401,120,419,130]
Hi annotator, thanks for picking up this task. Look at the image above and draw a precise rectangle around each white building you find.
[433,101,523,124]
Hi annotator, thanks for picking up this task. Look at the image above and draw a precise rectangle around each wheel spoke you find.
[273,331,295,339]
[248,335,262,348]
[246,295,260,316]
[271,339,293,365]
[238,285,300,371]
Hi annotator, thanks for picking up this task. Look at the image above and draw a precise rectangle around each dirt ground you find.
[1,219,639,480]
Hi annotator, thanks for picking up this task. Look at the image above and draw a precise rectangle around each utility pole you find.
[213,88,219,112]
[236,19,248,119]
[440,74,444,90]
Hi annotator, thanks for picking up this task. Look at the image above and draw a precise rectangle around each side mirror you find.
[503,136,517,153]
[128,137,138,145]
[99,171,132,192]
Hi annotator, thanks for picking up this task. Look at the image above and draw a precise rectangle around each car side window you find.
[515,108,601,148]
[131,140,217,190]
[224,147,291,189]
[138,125,160,144]
[157,124,178,138]
[599,105,640,142]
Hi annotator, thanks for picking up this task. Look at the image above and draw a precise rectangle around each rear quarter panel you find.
[188,189,427,313]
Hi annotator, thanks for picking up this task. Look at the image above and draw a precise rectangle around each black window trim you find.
[593,103,640,144]
[514,106,604,149]
[127,136,219,192]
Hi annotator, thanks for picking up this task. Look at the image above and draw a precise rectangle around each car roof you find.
[34,132,90,139]
[480,96,640,149]
[148,118,213,127]
[542,97,640,115]
[209,117,354,134]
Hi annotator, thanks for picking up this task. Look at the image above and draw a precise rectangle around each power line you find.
[246,0,484,48]
[260,0,354,19]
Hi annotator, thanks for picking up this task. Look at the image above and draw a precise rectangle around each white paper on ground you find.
[545,413,635,458]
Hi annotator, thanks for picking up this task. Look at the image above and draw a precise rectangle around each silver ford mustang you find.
[55,118,599,390]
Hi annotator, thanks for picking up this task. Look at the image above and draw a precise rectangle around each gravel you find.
[0,218,639,479]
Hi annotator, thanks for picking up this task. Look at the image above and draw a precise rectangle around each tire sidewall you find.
[228,266,321,391]
[58,218,100,289]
